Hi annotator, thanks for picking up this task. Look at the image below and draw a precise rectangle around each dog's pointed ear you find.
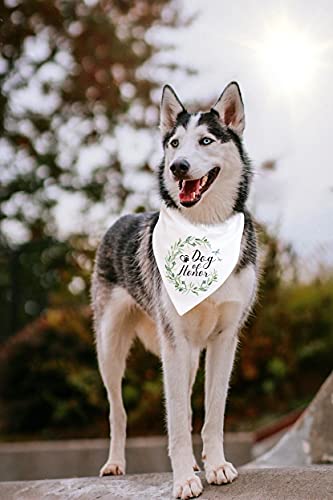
[213,82,245,135]
[160,85,185,136]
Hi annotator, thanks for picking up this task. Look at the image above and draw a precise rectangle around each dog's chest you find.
[172,265,256,346]
[211,264,256,304]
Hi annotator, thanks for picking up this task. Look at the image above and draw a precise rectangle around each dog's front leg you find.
[161,334,203,499]
[201,325,239,486]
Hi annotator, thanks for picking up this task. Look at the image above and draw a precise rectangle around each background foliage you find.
[0,0,332,438]
[1,229,332,437]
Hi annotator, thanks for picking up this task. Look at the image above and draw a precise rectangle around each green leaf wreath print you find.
[164,236,219,295]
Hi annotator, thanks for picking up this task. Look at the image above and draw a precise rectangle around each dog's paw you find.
[99,461,125,477]
[173,475,203,499]
[205,461,238,485]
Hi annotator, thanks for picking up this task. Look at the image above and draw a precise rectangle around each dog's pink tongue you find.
[179,179,201,202]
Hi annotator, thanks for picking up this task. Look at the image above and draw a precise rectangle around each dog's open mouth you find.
[178,167,220,207]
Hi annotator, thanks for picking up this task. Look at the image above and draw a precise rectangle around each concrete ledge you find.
[1,467,332,499]
[0,433,252,481]
[250,372,333,467]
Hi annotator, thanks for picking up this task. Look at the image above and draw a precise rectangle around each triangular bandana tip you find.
[152,205,244,316]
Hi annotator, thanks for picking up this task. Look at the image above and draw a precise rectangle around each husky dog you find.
[91,82,258,499]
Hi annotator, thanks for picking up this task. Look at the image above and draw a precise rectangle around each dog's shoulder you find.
[100,211,159,250]
[95,211,159,284]
[235,209,257,273]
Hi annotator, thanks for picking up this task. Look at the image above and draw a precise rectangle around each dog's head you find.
[158,82,252,224]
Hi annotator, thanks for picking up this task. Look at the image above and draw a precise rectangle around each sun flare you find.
[246,18,329,94]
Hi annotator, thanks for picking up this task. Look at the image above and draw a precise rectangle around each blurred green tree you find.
[0,0,183,339]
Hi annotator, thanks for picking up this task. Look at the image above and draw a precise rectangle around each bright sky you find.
[149,0,333,264]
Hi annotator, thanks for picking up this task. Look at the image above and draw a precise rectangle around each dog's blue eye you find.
[170,139,179,148]
[200,137,213,146]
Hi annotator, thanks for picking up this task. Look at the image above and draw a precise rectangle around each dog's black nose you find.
[170,159,190,178]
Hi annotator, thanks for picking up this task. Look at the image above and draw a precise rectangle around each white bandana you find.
[152,205,244,316]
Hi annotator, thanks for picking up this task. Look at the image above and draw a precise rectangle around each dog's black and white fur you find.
[91,82,258,499]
